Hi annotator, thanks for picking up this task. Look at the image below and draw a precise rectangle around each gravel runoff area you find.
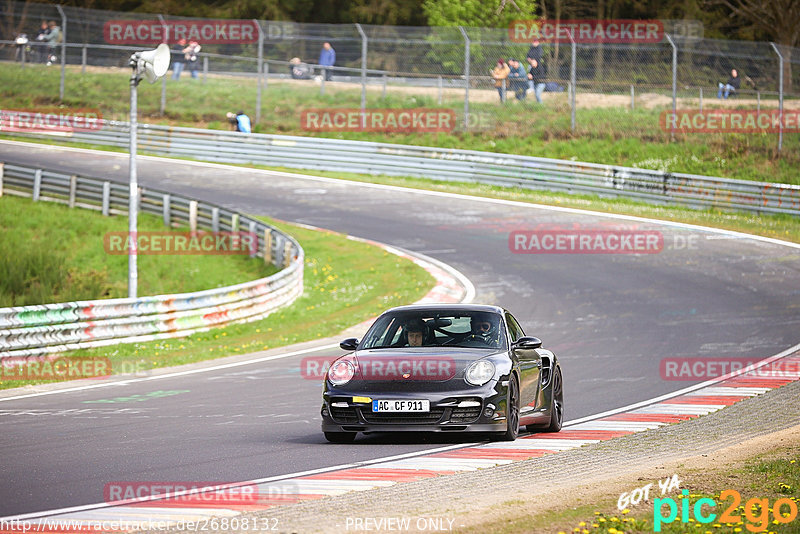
[142,376,800,534]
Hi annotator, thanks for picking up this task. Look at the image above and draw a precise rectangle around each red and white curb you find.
[6,350,799,532]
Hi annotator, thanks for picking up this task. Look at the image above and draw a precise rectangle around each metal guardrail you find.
[0,161,304,359]
[5,122,800,216]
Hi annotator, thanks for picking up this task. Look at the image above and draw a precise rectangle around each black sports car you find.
[321,304,563,443]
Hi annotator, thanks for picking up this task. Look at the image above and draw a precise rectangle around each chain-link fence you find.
[0,1,797,154]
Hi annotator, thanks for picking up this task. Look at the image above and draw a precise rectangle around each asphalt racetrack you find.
[1,140,799,516]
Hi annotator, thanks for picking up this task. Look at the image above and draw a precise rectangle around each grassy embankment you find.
[0,195,435,390]
[0,63,797,184]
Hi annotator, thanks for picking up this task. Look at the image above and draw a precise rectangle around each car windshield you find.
[360,310,507,350]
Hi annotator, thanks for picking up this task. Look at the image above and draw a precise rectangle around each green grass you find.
[455,446,800,533]
[1,63,798,184]
[0,216,436,390]
[0,194,276,306]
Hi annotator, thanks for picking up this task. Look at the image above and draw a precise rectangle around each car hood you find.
[349,347,501,383]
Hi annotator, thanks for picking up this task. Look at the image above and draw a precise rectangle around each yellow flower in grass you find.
[621,509,630,515]
[578,522,586,527]
[598,518,606,523]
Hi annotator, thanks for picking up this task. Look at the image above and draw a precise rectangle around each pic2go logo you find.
[654,489,798,532]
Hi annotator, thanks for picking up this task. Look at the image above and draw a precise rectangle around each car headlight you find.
[328,358,355,386]
[465,360,495,386]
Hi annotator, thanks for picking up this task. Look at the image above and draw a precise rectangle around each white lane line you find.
[568,421,665,431]
[691,387,772,396]
[372,457,514,471]
[0,343,339,403]
[632,404,726,415]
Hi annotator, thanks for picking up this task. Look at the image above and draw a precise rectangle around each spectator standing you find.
[527,58,547,103]
[507,58,528,101]
[717,68,740,99]
[184,40,201,79]
[318,42,335,81]
[526,39,543,93]
[34,21,49,63]
[171,38,187,80]
[491,59,510,102]
[44,20,61,66]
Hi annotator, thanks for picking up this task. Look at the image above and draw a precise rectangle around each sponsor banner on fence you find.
[301,108,458,133]
[660,357,800,380]
[302,355,456,381]
[103,19,259,44]
[509,19,664,43]
[0,108,103,133]
[103,231,258,256]
[661,110,800,133]
[1,357,112,381]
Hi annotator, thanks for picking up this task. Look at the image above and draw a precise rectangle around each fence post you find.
[320,70,325,95]
[0,163,4,197]
[248,221,257,258]
[459,26,470,131]
[56,5,67,102]
[757,91,760,113]
[438,76,443,105]
[202,56,208,83]
[254,19,263,124]
[264,61,269,89]
[665,34,677,140]
[69,175,76,207]
[156,15,168,115]
[630,84,634,110]
[263,228,273,264]
[33,169,42,201]
[189,200,198,233]
[162,194,171,226]
[102,181,110,216]
[699,87,703,112]
[570,32,576,132]
[382,74,387,99]
[81,45,87,74]
[770,42,783,153]
[355,23,368,129]
[231,213,239,232]
[501,78,506,103]
[21,45,26,67]
[211,207,219,232]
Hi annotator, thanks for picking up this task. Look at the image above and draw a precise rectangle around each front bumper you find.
[321,387,509,433]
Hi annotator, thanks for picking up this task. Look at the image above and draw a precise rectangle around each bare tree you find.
[710,0,799,91]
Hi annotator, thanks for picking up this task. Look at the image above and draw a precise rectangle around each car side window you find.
[506,313,524,342]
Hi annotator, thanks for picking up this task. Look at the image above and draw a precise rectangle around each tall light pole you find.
[128,43,170,298]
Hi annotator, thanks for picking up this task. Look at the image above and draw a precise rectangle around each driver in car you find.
[469,313,501,347]
[404,318,427,347]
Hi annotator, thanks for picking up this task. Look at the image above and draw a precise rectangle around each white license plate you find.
[371,399,430,412]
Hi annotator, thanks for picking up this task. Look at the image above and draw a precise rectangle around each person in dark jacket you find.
[526,39,543,93]
[171,38,187,80]
[527,58,547,103]
[717,68,740,99]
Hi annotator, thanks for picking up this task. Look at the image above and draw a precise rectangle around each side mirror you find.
[512,336,542,350]
[339,338,359,351]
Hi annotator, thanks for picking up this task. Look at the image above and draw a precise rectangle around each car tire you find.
[526,366,563,433]
[324,432,357,443]
[497,376,520,441]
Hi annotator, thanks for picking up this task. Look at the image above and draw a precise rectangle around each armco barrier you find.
[0,162,304,359]
[5,121,799,216]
